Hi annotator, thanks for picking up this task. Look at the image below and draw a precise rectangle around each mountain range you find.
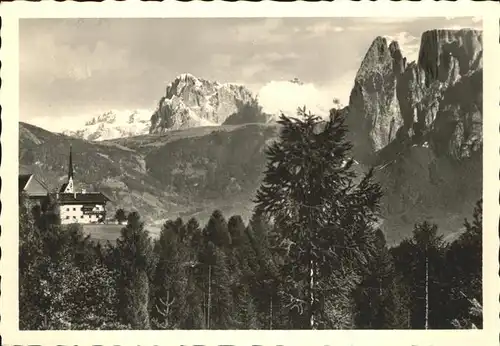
[20,29,483,243]
[62,74,267,141]
[62,109,152,141]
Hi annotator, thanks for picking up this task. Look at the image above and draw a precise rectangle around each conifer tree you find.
[179,217,206,329]
[199,210,236,327]
[254,107,383,329]
[190,218,210,326]
[184,217,201,246]
[227,215,259,328]
[392,221,446,329]
[353,229,405,328]
[205,242,237,328]
[116,211,154,329]
[181,258,206,329]
[246,212,280,329]
[151,219,190,329]
[204,209,231,248]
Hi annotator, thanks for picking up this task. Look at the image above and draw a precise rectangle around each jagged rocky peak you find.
[346,36,405,162]
[418,29,483,86]
[356,37,406,79]
[346,29,482,164]
[85,111,117,126]
[405,29,483,159]
[149,73,256,133]
[389,41,407,75]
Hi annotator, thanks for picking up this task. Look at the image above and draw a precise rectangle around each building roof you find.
[19,173,49,196]
[58,192,111,205]
[59,182,69,193]
[68,144,74,180]
[19,174,32,192]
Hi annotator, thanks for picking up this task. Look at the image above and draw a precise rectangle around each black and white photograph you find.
[13,14,486,332]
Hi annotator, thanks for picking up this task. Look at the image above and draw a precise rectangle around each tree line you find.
[19,107,482,330]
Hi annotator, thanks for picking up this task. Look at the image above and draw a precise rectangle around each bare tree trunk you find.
[425,253,429,330]
[203,292,206,328]
[269,295,273,330]
[310,259,315,329]
[407,307,410,328]
[207,264,212,330]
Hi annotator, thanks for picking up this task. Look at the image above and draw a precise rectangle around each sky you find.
[20,17,482,131]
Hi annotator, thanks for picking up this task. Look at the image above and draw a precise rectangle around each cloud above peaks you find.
[258,81,331,117]
[256,77,353,118]
[384,32,420,63]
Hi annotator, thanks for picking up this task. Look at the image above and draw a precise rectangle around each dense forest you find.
[19,108,482,330]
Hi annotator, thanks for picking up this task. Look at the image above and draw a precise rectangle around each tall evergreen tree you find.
[392,221,447,329]
[184,217,201,246]
[200,210,237,327]
[353,229,405,329]
[246,212,280,329]
[254,107,383,329]
[180,217,206,329]
[151,219,190,329]
[116,211,154,329]
[207,243,237,328]
[190,218,210,327]
[227,215,259,328]
[204,209,231,248]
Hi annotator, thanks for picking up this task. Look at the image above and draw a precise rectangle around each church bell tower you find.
[62,144,74,193]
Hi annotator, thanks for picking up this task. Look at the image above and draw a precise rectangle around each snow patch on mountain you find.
[62,109,153,141]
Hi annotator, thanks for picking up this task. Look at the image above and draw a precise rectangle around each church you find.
[20,145,111,225]
[57,145,111,224]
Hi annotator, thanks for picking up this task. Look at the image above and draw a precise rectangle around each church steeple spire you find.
[68,144,74,180]
[60,143,75,194]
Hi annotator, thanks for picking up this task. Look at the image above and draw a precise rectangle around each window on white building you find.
[66,216,69,219]
[73,207,76,211]
[66,208,69,211]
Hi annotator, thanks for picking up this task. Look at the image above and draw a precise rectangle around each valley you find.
[19,29,483,244]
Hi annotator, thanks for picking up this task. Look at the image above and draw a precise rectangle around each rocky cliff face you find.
[149,73,256,133]
[346,37,406,162]
[344,29,482,241]
[346,29,482,164]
